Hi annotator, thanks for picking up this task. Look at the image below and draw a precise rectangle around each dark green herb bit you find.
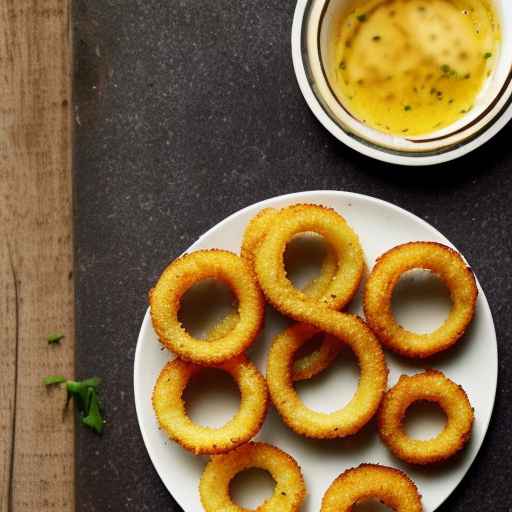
[48,333,64,345]
[404,105,412,111]
[449,99,454,104]
[464,73,471,79]
[43,376,105,434]
[66,377,105,434]
[372,35,381,42]
[339,60,346,70]
[441,64,451,74]
[44,375,67,386]
[484,52,492,59]
[357,13,367,22]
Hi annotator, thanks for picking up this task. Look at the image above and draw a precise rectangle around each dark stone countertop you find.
[74,1,512,510]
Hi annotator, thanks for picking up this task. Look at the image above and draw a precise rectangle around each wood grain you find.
[0,1,74,511]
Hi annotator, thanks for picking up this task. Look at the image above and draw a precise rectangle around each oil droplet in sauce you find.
[328,0,500,136]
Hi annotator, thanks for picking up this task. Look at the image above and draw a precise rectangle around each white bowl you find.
[292,0,512,165]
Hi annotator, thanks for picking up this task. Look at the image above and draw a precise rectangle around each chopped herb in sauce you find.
[330,0,498,136]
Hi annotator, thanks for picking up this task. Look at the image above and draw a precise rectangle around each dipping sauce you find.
[328,0,500,135]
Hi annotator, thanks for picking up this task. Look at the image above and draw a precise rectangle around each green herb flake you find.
[43,376,105,434]
[404,105,412,111]
[357,13,368,22]
[81,388,105,434]
[484,52,492,59]
[44,375,67,386]
[372,35,381,42]
[464,73,471,79]
[47,333,64,345]
[441,64,451,74]
[339,61,346,70]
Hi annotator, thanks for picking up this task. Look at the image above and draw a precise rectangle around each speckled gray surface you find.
[74,1,512,510]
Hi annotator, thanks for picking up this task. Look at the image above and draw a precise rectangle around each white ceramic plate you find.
[134,191,497,511]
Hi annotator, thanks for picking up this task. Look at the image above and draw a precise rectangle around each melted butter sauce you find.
[329,0,500,135]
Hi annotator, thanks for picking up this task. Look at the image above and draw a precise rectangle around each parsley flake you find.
[47,333,64,345]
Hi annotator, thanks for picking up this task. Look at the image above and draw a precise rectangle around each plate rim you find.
[134,190,498,511]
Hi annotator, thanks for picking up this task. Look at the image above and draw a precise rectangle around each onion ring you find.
[378,370,474,465]
[199,442,306,512]
[364,242,477,358]
[255,204,365,314]
[240,207,338,298]
[152,356,268,455]
[321,464,423,512]
[267,322,387,438]
[150,250,264,365]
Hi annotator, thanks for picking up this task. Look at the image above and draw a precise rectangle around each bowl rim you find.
[292,0,512,166]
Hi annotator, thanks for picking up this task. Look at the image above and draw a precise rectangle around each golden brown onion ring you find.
[321,464,423,512]
[255,204,365,314]
[199,442,306,512]
[150,249,264,365]
[267,322,387,438]
[364,242,477,358]
[152,356,268,455]
[240,207,339,299]
[378,370,474,465]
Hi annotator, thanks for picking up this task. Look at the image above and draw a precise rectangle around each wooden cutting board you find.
[0,1,74,511]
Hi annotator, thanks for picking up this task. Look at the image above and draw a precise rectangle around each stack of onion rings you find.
[254,205,387,438]
[240,205,350,381]
[152,356,268,455]
[199,442,306,511]
[321,464,423,511]
[364,242,477,358]
[378,370,474,465]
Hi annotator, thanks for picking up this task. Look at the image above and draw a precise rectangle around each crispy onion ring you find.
[152,356,268,455]
[267,322,387,438]
[378,370,474,465]
[241,207,338,298]
[321,464,423,512]
[150,250,264,365]
[255,204,365,313]
[364,242,478,358]
[199,442,306,512]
